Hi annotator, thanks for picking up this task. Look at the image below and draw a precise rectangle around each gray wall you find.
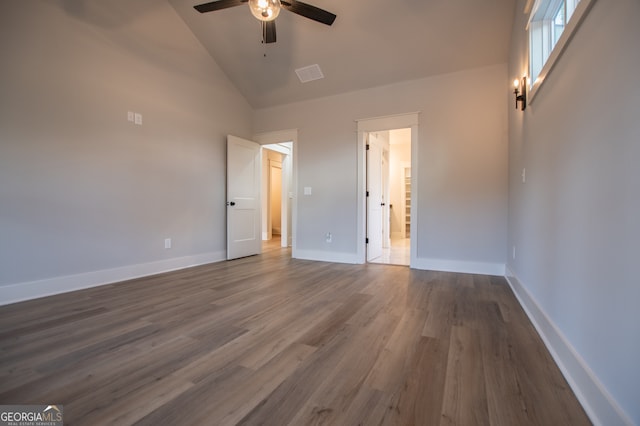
[507,0,640,424]
[254,64,509,271]
[0,0,252,301]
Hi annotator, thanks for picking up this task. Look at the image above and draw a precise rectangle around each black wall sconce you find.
[513,77,527,111]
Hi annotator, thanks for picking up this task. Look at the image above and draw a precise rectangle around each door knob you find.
[227,201,236,206]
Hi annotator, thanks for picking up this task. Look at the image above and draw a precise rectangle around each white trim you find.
[411,257,506,276]
[0,251,226,306]
[355,112,419,132]
[524,0,536,14]
[357,131,367,263]
[528,0,564,24]
[409,124,418,268]
[253,129,298,145]
[293,249,359,265]
[505,266,634,426]
[529,0,596,102]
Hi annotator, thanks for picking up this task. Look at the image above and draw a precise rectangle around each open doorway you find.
[255,129,297,255]
[356,112,418,267]
[260,141,293,249]
[366,129,412,266]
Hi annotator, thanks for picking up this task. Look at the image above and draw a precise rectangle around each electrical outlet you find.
[164,238,172,249]
[325,232,332,243]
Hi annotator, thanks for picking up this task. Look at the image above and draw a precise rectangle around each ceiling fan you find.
[193,0,336,44]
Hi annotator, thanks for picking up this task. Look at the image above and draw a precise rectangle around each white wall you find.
[507,0,640,424]
[253,64,509,272]
[0,0,252,304]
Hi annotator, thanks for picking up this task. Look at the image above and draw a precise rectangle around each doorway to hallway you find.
[356,112,419,267]
[254,128,297,255]
[261,142,292,249]
[366,128,412,266]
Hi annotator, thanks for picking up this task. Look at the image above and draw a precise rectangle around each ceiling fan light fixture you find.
[248,0,281,22]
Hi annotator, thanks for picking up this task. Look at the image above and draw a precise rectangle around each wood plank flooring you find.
[0,240,591,425]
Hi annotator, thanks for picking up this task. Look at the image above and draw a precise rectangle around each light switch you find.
[134,113,142,125]
[304,187,312,196]
[127,111,134,122]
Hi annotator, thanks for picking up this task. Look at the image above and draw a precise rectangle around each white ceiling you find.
[168,0,516,108]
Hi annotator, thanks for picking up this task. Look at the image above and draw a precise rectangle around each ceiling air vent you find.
[295,64,324,83]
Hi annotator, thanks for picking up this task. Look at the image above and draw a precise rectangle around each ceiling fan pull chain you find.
[262,22,268,56]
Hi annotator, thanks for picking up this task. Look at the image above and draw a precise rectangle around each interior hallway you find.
[369,237,410,266]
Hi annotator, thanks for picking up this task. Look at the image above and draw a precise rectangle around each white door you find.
[367,137,383,261]
[227,135,261,260]
[382,150,390,249]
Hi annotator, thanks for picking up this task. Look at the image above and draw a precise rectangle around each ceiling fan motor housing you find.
[249,0,281,21]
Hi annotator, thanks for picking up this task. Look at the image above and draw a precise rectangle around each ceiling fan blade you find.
[262,21,277,43]
[193,0,247,13]
[281,0,336,26]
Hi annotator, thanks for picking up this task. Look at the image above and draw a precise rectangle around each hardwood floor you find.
[0,241,591,425]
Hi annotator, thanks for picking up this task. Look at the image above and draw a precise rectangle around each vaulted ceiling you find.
[168,0,516,108]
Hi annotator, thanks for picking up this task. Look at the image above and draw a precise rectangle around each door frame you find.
[253,129,298,253]
[356,113,419,266]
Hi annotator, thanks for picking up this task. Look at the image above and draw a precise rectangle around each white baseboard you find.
[292,249,505,276]
[293,249,360,264]
[291,251,506,275]
[505,266,633,426]
[411,257,506,276]
[0,250,226,306]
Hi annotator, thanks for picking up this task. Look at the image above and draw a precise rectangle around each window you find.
[552,4,565,45]
[527,0,595,98]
